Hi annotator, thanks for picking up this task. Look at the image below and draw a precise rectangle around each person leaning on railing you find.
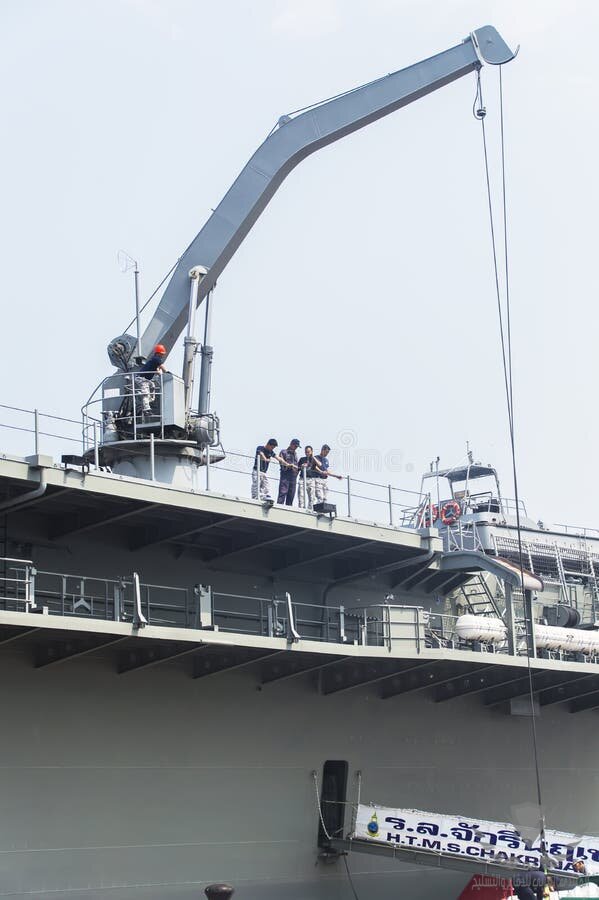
[134,344,168,417]
[313,444,343,504]
[252,438,284,504]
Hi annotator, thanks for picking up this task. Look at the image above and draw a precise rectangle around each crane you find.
[98,26,516,482]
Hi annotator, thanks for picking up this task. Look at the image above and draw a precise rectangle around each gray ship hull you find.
[2,639,598,898]
[0,455,598,898]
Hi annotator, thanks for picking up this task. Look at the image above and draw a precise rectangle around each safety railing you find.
[460,492,527,518]
[4,558,598,664]
[0,558,36,611]
[82,371,168,450]
[212,592,348,644]
[501,496,528,517]
[0,561,194,628]
[201,449,430,528]
[443,520,486,553]
[0,401,433,533]
[0,403,84,462]
[552,523,599,540]
[345,604,426,651]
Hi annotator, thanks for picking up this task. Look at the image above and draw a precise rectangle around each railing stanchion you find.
[34,409,39,455]
[388,484,393,526]
[150,433,155,481]
[132,375,137,442]
[29,566,37,611]
[347,475,352,517]
[93,422,100,470]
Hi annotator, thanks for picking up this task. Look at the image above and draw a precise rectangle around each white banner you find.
[354,805,599,876]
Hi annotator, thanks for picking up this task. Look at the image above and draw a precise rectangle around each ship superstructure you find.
[416,459,599,634]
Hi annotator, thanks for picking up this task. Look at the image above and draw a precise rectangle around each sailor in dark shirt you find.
[297,445,321,509]
[512,867,547,900]
[277,439,301,506]
[252,438,283,502]
[313,444,343,503]
[135,344,167,415]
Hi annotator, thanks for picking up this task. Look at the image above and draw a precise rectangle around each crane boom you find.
[129,26,515,359]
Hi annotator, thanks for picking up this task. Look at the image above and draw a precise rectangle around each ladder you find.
[585,550,599,622]
[458,572,502,617]
[553,542,569,604]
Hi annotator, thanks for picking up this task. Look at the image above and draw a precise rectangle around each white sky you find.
[1,0,598,525]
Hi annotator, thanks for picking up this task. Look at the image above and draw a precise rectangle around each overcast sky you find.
[2,0,598,526]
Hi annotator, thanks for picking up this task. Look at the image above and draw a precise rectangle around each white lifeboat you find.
[535,624,599,655]
[455,614,507,644]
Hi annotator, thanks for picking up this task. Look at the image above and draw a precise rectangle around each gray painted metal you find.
[136,27,515,356]
[439,550,544,592]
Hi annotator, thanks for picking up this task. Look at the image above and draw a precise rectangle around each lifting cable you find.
[475,67,548,860]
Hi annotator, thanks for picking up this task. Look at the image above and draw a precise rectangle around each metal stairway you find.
[458,572,502,617]
[583,549,599,622]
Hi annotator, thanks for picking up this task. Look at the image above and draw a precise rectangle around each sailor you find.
[277,439,301,506]
[297,445,321,510]
[513,867,548,900]
[135,344,167,417]
[252,438,281,503]
[314,444,343,504]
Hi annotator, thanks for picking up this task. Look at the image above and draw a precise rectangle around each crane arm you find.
[132,26,515,358]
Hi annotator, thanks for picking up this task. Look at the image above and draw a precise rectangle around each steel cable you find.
[476,66,548,860]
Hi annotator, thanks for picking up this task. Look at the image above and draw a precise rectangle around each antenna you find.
[118,250,141,356]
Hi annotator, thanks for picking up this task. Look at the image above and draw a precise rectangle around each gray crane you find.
[100,26,516,479]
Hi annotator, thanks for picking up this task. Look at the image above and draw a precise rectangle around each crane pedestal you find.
[91,439,224,489]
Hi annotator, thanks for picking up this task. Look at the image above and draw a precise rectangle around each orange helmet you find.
[154,344,166,355]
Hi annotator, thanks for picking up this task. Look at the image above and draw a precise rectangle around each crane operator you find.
[135,344,167,417]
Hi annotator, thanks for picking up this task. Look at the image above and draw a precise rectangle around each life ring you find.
[423,504,438,527]
[440,500,461,526]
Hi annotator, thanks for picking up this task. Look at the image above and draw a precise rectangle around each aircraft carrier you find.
[1,24,598,900]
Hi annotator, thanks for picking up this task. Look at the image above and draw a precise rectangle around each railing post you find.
[30,566,37,611]
[346,475,352,517]
[523,588,536,658]
[93,422,100,470]
[25,564,37,611]
[34,409,39,455]
[150,433,155,481]
[114,579,125,622]
[504,582,516,656]
[205,885,234,900]
[132,375,137,441]
[160,371,165,440]
[360,610,367,645]
[388,484,393,526]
